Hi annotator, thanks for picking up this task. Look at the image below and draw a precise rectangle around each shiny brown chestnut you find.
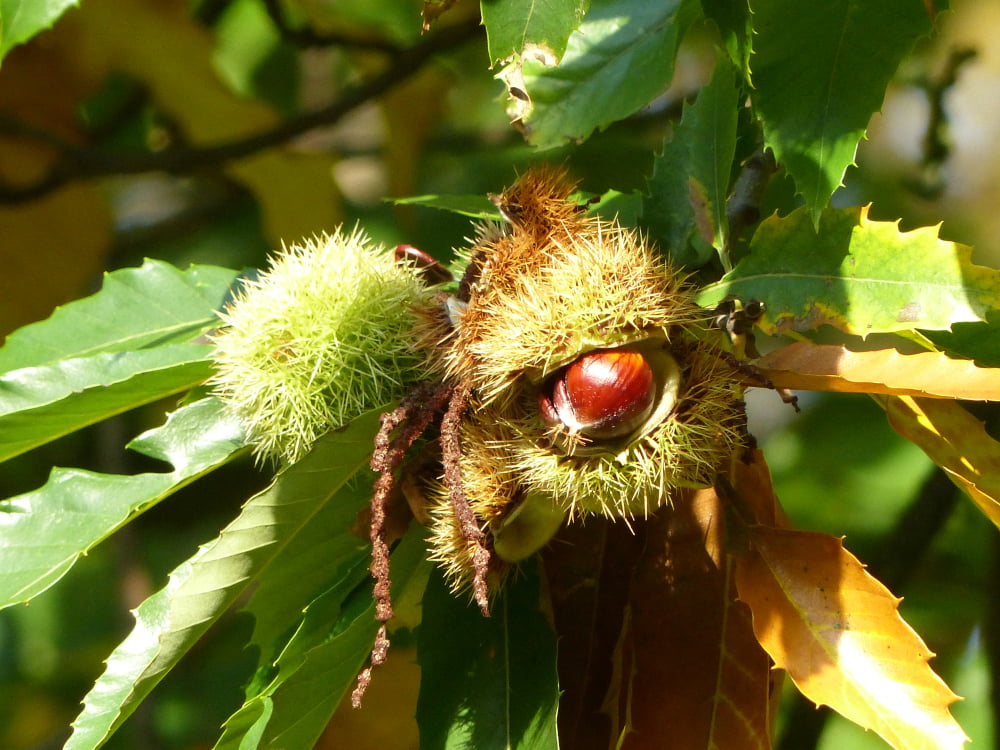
[539,347,657,441]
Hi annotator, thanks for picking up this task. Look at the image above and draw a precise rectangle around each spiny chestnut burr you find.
[539,348,657,441]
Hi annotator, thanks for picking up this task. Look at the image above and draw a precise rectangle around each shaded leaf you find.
[481,0,589,65]
[215,525,429,750]
[642,62,740,268]
[610,489,773,750]
[878,395,1000,529]
[0,397,245,608]
[701,0,752,78]
[417,559,560,750]
[756,343,1000,401]
[541,518,639,750]
[63,410,381,750]
[735,526,967,750]
[498,0,700,149]
[696,206,1000,336]
[924,311,1000,368]
[0,0,79,61]
[750,0,933,221]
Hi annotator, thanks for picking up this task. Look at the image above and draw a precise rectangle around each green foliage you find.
[1,1,998,749]
[417,561,560,750]
[500,0,700,149]
[696,206,1000,337]
[64,410,382,750]
[0,0,79,62]
[0,261,237,461]
[0,397,244,607]
[750,0,932,221]
[481,0,589,64]
[641,63,739,268]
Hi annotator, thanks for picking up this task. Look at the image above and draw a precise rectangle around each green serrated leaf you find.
[641,62,740,268]
[925,311,1000,367]
[390,193,503,220]
[481,0,589,65]
[0,260,237,462]
[696,206,1000,337]
[63,409,381,750]
[0,398,245,609]
[588,189,642,228]
[0,346,215,462]
[701,0,752,77]
[0,259,237,373]
[0,0,79,62]
[500,0,701,150]
[216,525,429,750]
[750,0,933,222]
[241,475,375,674]
[417,560,559,750]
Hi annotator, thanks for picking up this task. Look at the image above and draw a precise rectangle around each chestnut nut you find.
[539,348,657,441]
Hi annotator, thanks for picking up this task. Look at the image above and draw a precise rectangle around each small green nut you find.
[211,227,432,465]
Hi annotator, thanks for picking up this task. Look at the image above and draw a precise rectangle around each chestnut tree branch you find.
[0,16,482,204]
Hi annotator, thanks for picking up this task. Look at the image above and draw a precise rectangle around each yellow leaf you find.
[878,395,1000,528]
[736,527,967,750]
[757,342,1000,401]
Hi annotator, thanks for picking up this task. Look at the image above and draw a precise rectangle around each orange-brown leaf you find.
[756,342,1000,400]
[736,526,967,750]
[878,395,1000,528]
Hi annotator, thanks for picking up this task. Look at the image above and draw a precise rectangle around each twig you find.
[261,0,403,52]
[0,16,483,204]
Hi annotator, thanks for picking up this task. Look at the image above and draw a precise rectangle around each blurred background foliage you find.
[1,0,999,748]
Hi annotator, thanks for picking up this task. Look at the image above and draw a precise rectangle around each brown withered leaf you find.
[543,518,643,750]
[735,526,967,750]
[609,489,773,750]
[878,395,1000,528]
[421,0,459,30]
[756,342,1000,401]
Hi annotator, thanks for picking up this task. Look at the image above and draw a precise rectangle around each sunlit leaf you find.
[0,260,238,462]
[751,0,933,220]
[736,526,967,750]
[498,0,700,149]
[756,343,1000,401]
[0,397,245,608]
[878,395,1000,529]
[697,206,1000,336]
[0,0,79,62]
[0,347,216,463]
[481,0,589,65]
[390,193,503,220]
[417,560,560,750]
[0,260,236,373]
[63,410,381,750]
